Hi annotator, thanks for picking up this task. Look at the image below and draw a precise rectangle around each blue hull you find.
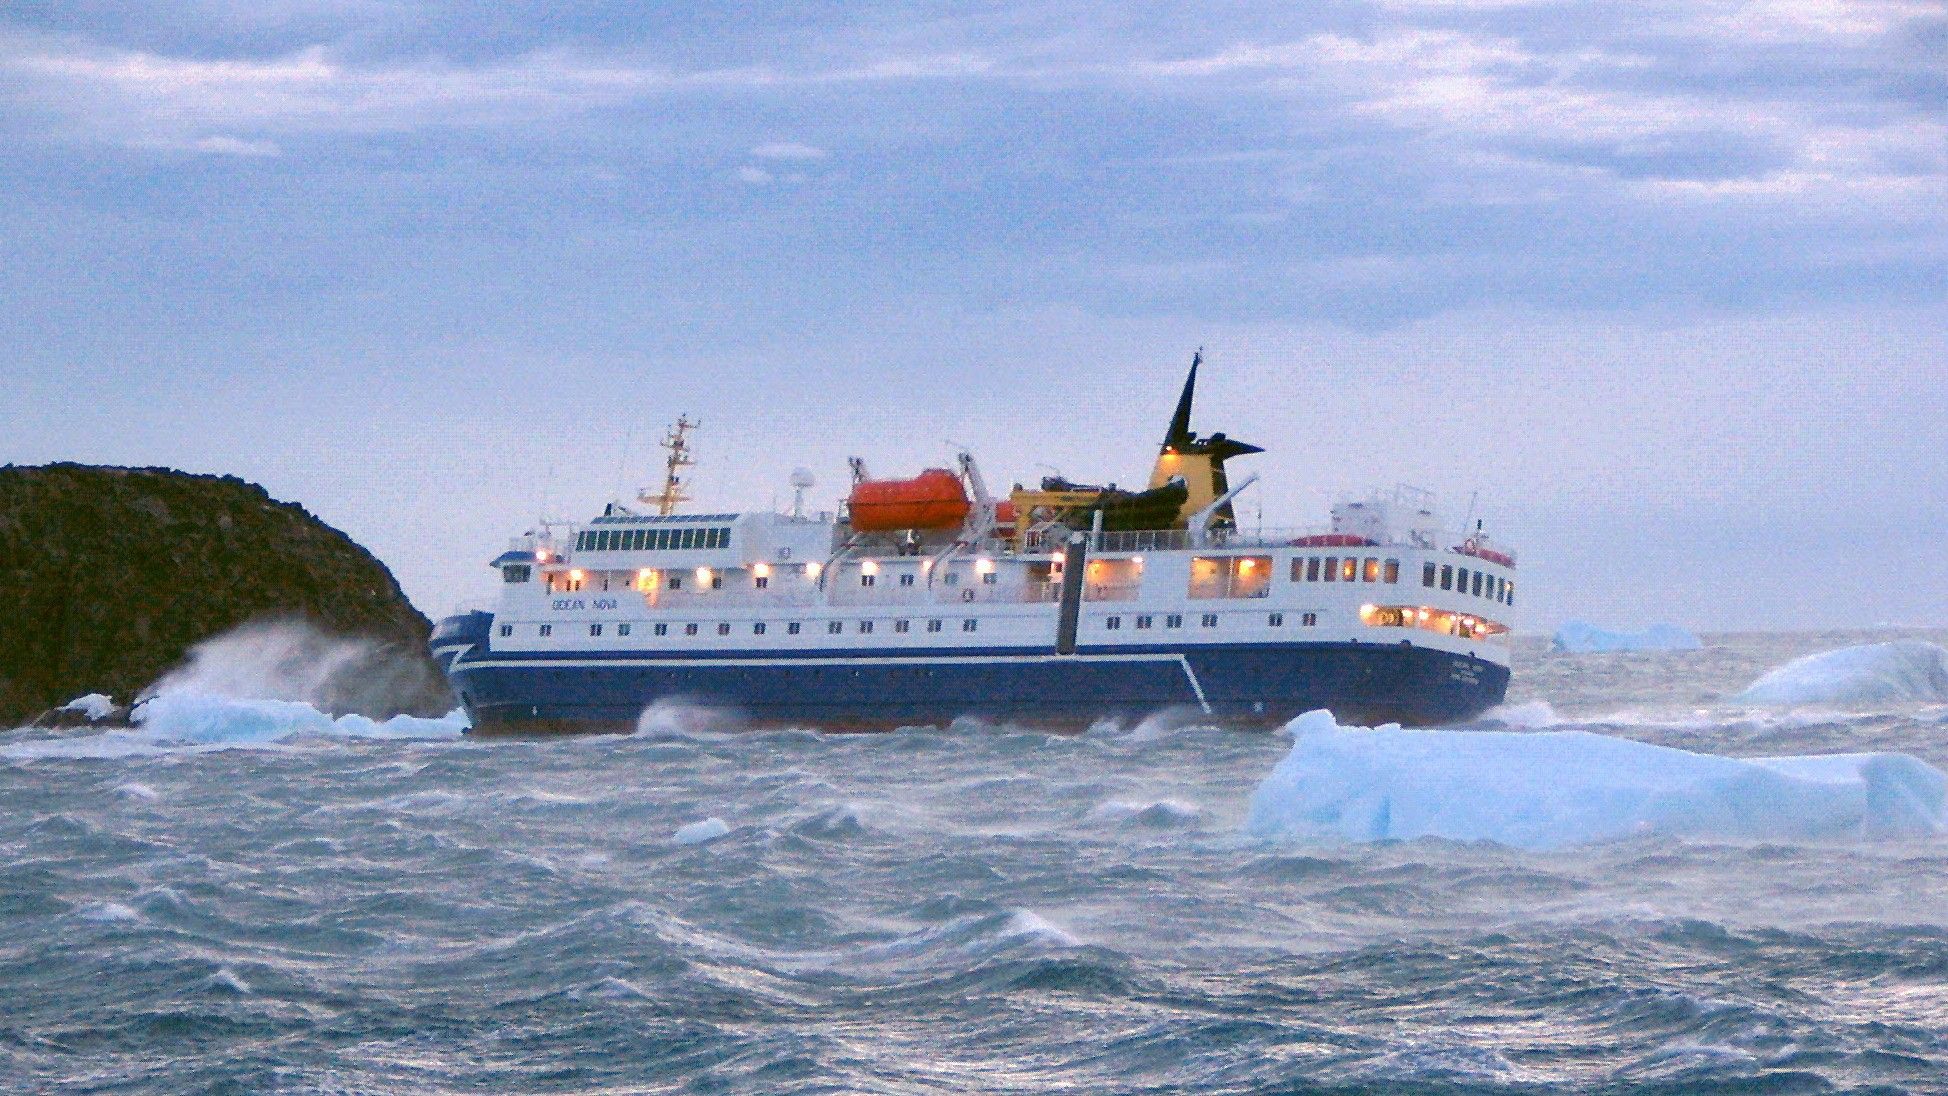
[431,613,1508,733]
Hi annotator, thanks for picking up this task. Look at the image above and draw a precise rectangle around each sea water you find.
[5,628,1948,1093]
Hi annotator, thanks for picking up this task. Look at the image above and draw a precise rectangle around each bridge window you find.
[1323,556,1338,582]
[1472,571,1484,597]
[1383,559,1400,584]
[1340,558,1358,581]
[1423,561,1436,587]
[1363,557,1380,582]
[502,564,530,583]
[1307,557,1321,581]
[1440,565,1453,590]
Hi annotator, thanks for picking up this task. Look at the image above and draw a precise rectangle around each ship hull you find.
[434,616,1508,735]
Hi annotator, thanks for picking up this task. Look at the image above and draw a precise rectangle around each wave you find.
[3,693,466,761]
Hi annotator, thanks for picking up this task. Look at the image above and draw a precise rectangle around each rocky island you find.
[0,464,451,727]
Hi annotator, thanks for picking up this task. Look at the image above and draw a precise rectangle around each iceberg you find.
[1551,621,1701,653]
[1736,641,1948,708]
[1245,711,1947,850]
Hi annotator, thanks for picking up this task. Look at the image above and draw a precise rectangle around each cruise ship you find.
[431,356,1516,733]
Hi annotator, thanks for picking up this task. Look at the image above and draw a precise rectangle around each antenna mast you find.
[641,415,699,516]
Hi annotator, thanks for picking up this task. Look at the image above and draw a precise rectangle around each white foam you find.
[1552,621,1702,653]
[1476,699,1560,729]
[2,694,467,761]
[78,901,142,923]
[113,782,160,801]
[1736,641,1948,708]
[673,817,730,845]
[1245,710,1947,851]
[59,693,117,721]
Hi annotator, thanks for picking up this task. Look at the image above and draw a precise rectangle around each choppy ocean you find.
[6,628,1948,1094]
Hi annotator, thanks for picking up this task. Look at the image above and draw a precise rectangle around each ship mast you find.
[641,415,699,516]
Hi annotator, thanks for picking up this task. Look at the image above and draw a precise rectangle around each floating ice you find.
[1552,621,1701,653]
[1245,710,1947,850]
[59,694,118,721]
[673,817,730,845]
[1736,641,1948,708]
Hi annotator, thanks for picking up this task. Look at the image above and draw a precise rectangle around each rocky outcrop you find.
[0,464,451,727]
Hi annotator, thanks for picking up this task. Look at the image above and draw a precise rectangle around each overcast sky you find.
[4,1,1944,632]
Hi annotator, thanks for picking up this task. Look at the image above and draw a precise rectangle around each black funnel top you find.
[1160,350,1263,459]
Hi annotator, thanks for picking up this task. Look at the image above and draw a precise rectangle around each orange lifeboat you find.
[847,469,970,532]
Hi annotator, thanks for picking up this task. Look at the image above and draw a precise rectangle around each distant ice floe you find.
[1552,621,1702,653]
[673,817,730,845]
[1245,710,1946,850]
[1735,641,1948,708]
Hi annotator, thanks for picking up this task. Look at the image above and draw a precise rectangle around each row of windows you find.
[1420,561,1514,605]
[574,526,731,553]
[1291,556,1401,584]
[507,618,982,640]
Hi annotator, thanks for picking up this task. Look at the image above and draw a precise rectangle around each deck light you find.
[753,562,770,579]
[975,558,995,574]
[569,569,585,582]
[1051,551,1065,564]
[807,561,822,578]
[696,567,712,584]
[861,560,879,575]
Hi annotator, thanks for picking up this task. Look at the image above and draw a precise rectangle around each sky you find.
[3,0,1944,633]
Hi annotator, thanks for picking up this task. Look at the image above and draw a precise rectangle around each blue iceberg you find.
[1245,711,1946,850]
[1551,621,1702,653]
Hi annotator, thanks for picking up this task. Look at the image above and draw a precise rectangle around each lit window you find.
[1323,557,1338,582]
[1506,582,1516,607]
[1363,557,1380,582]
[1290,558,1305,582]
[962,618,978,632]
[1302,612,1318,626]
[1340,558,1358,581]
[618,623,631,637]
[1269,612,1283,626]
[926,619,943,633]
[1383,559,1400,584]
[828,621,843,634]
[539,624,553,637]
[1106,616,1121,630]
[498,624,512,637]
[654,623,668,636]
[787,622,801,635]
[1201,613,1218,627]
[685,623,699,636]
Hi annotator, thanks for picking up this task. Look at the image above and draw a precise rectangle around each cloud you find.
[733,165,773,184]
[191,134,281,156]
[751,141,828,160]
